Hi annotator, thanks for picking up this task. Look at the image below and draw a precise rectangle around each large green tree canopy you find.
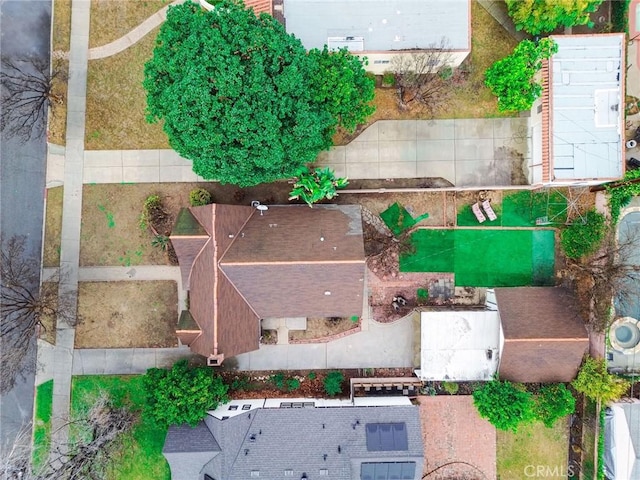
[144,0,374,186]
[506,0,603,35]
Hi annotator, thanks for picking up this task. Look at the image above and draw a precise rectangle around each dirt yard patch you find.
[75,281,178,348]
[418,395,496,480]
[289,317,359,342]
[44,187,63,267]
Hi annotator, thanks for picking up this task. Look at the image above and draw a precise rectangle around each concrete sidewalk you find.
[47,0,90,457]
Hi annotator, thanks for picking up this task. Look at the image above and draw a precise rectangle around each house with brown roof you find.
[529,34,626,186]
[415,287,589,383]
[495,287,589,383]
[170,204,366,365]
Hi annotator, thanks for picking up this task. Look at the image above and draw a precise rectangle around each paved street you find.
[0,0,51,456]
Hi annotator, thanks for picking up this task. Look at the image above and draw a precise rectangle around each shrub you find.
[438,66,453,81]
[607,169,640,224]
[485,38,557,112]
[151,235,169,251]
[442,381,459,395]
[270,372,286,390]
[382,72,395,86]
[286,378,301,392]
[289,167,348,207]
[416,288,429,305]
[365,71,377,84]
[472,379,536,432]
[560,209,606,259]
[140,194,163,230]
[143,359,229,427]
[308,371,317,380]
[572,356,630,404]
[189,188,212,207]
[324,371,344,397]
[534,384,576,427]
[350,315,359,323]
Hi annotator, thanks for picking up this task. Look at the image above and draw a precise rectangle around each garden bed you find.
[75,281,178,348]
[289,317,360,343]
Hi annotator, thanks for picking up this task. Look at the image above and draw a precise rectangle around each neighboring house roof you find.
[170,204,366,362]
[415,311,502,382]
[163,401,424,480]
[605,402,640,480]
[244,0,272,15]
[495,287,589,383]
[544,34,625,183]
[283,0,470,53]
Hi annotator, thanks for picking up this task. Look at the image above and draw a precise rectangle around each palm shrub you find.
[324,371,344,397]
[289,167,348,207]
[534,384,576,427]
[472,378,536,432]
[143,359,229,427]
[560,209,606,259]
[572,356,630,404]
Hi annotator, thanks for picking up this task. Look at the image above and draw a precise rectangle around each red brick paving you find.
[418,396,496,480]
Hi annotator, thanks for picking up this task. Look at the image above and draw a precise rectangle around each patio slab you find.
[418,396,496,480]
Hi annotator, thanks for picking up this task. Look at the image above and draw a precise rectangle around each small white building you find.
[415,310,502,382]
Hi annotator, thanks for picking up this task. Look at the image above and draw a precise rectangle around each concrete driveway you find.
[317,118,532,187]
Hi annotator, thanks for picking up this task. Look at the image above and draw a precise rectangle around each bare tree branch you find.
[391,38,454,115]
[0,55,67,143]
[564,227,640,332]
[0,236,74,395]
[1,395,135,480]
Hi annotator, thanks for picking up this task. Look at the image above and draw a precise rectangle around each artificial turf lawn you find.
[32,380,54,471]
[457,190,568,227]
[380,202,429,235]
[400,228,555,286]
[71,375,170,480]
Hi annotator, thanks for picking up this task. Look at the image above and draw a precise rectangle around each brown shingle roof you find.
[221,205,364,263]
[172,204,366,361]
[244,0,272,15]
[220,262,364,318]
[495,287,588,382]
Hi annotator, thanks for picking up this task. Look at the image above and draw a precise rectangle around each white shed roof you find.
[550,34,624,181]
[416,311,502,382]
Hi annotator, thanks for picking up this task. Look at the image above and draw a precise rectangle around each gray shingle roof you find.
[164,405,423,480]
[163,423,222,480]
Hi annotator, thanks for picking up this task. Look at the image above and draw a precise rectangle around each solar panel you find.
[365,423,408,451]
[360,463,416,480]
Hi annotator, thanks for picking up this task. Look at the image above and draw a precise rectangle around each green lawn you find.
[400,228,555,286]
[71,375,170,480]
[457,190,568,227]
[32,380,54,471]
[497,420,570,480]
